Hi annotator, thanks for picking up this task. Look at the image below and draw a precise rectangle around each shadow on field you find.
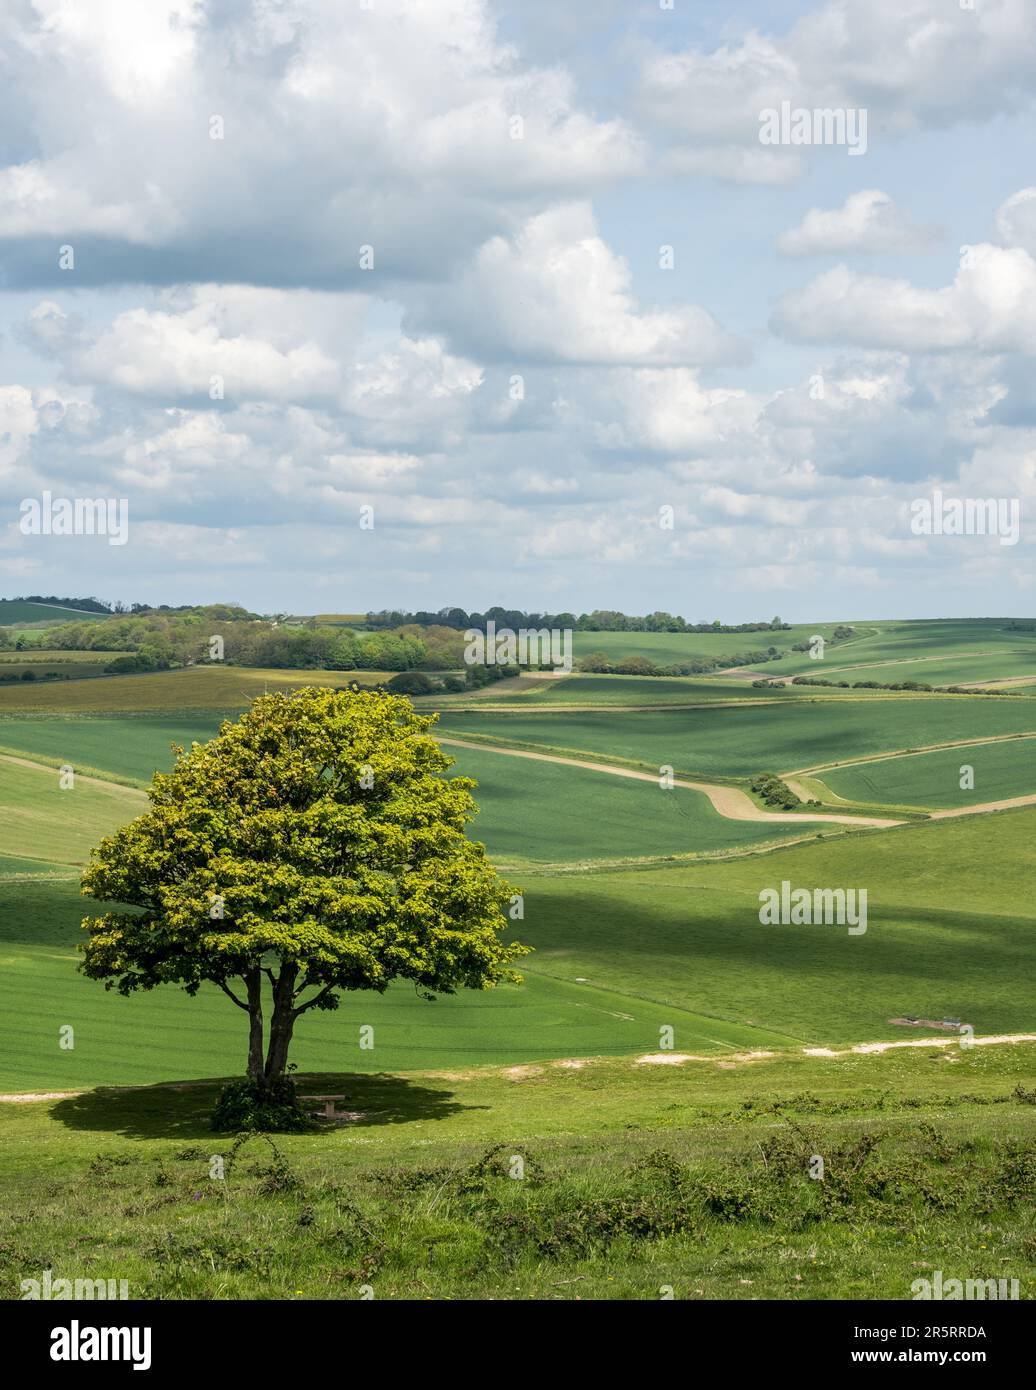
[49,1073,478,1140]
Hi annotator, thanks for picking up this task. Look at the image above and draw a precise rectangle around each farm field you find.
[0,650,113,683]
[0,650,109,664]
[437,697,1036,779]
[2,805,1032,1089]
[522,808,1036,1044]
[756,618,1036,681]
[559,618,1036,685]
[5,0,1036,1315]
[0,668,111,684]
[0,852,77,876]
[0,600,109,627]
[0,716,223,785]
[0,872,798,1091]
[0,756,143,865]
[432,672,1036,709]
[816,736,1036,810]
[434,673,846,706]
[440,742,810,863]
[0,715,811,859]
[0,664,393,714]
[803,651,1036,688]
[568,623,847,666]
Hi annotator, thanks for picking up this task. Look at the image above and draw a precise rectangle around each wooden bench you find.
[300,1094,346,1119]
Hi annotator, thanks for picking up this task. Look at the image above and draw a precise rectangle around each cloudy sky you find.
[1,0,1034,620]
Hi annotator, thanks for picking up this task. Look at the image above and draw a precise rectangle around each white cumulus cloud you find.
[777,190,941,255]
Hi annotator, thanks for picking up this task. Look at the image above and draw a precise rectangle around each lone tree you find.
[81,687,527,1091]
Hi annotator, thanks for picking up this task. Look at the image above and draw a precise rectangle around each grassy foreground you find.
[1,1045,1034,1300]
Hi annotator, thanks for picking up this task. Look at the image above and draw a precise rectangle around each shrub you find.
[210,1076,312,1133]
[750,771,801,810]
[614,655,657,675]
[386,670,435,695]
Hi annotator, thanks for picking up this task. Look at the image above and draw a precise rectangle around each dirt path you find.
[803,1032,1036,1056]
[436,736,902,827]
[928,793,1036,819]
[635,1032,1036,1065]
[0,1090,81,1102]
[783,777,817,802]
[959,675,1036,689]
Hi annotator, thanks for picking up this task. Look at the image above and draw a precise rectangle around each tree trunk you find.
[264,963,299,1083]
[245,968,264,1085]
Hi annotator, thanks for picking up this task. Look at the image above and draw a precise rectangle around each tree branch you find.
[217,980,250,1011]
[293,984,337,1017]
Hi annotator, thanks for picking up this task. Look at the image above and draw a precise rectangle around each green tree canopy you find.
[81,687,527,1086]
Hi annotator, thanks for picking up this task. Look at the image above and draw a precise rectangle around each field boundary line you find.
[788,730,1036,776]
[492,830,858,873]
[0,750,148,800]
[429,688,1031,712]
[789,648,1007,677]
[519,964,807,1047]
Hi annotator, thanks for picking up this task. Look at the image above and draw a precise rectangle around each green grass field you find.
[759,618,1036,682]
[0,757,143,865]
[0,600,109,626]
[444,743,809,864]
[2,809,1032,1089]
[430,672,1036,709]
[561,618,1036,685]
[437,673,842,706]
[438,697,1036,779]
[567,623,826,664]
[521,809,1036,1045]
[817,737,1036,810]
[0,663,112,682]
[0,649,115,681]
[0,716,810,861]
[0,716,223,785]
[0,872,797,1090]
[0,853,70,876]
[811,652,1036,687]
[1,615,1034,1303]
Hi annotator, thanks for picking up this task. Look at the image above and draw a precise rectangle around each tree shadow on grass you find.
[50,1072,483,1141]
